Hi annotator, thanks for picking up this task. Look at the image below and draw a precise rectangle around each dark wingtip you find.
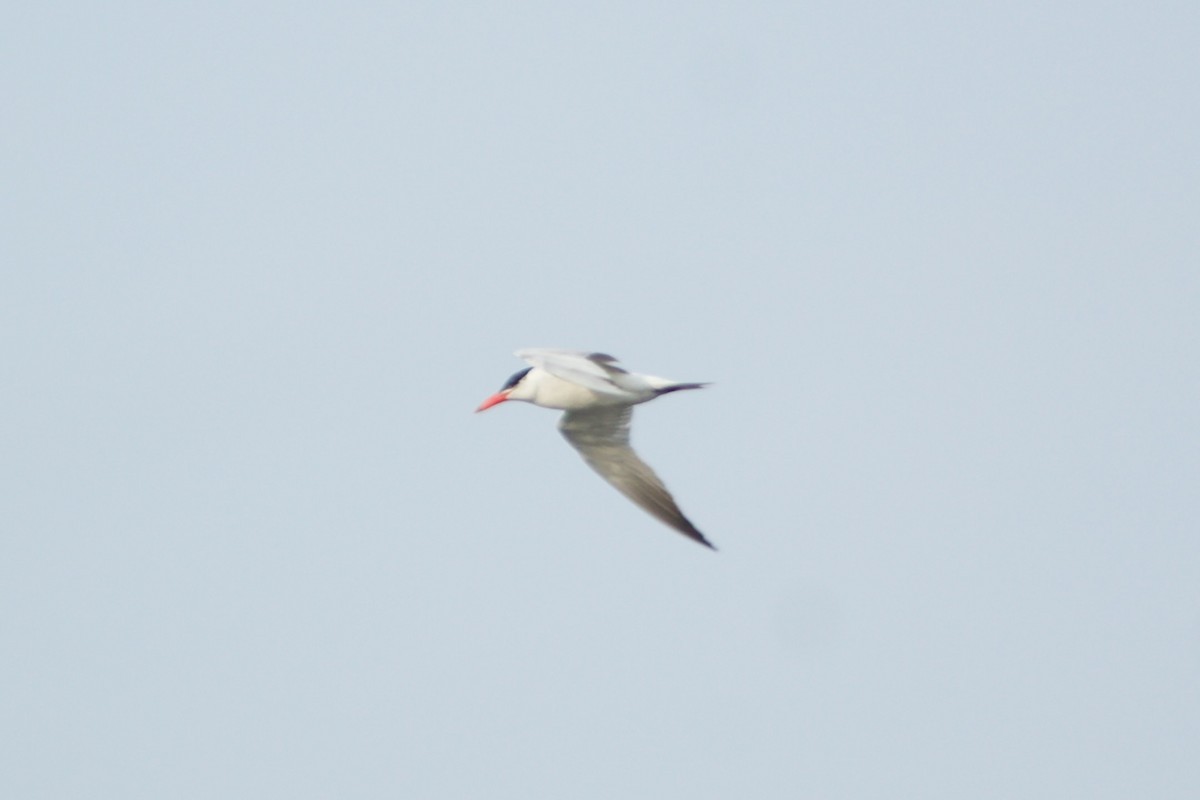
[684,527,718,550]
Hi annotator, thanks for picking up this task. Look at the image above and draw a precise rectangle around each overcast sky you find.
[3,3,1198,798]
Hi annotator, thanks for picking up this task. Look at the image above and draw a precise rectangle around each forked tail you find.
[653,381,709,396]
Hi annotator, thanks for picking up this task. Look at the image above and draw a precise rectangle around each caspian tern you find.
[476,349,715,549]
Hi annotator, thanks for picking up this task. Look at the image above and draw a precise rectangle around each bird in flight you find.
[476,349,714,549]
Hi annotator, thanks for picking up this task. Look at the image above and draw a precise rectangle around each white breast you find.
[522,368,630,410]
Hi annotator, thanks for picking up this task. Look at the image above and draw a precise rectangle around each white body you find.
[507,350,673,410]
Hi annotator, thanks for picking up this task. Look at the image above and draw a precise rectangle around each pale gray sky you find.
[3,3,1198,798]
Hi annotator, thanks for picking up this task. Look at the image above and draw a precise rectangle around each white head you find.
[474,366,535,411]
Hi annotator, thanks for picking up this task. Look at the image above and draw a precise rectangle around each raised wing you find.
[558,406,715,549]
[516,349,630,397]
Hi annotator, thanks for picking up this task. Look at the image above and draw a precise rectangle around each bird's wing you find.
[558,406,714,549]
[516,349,630,396]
